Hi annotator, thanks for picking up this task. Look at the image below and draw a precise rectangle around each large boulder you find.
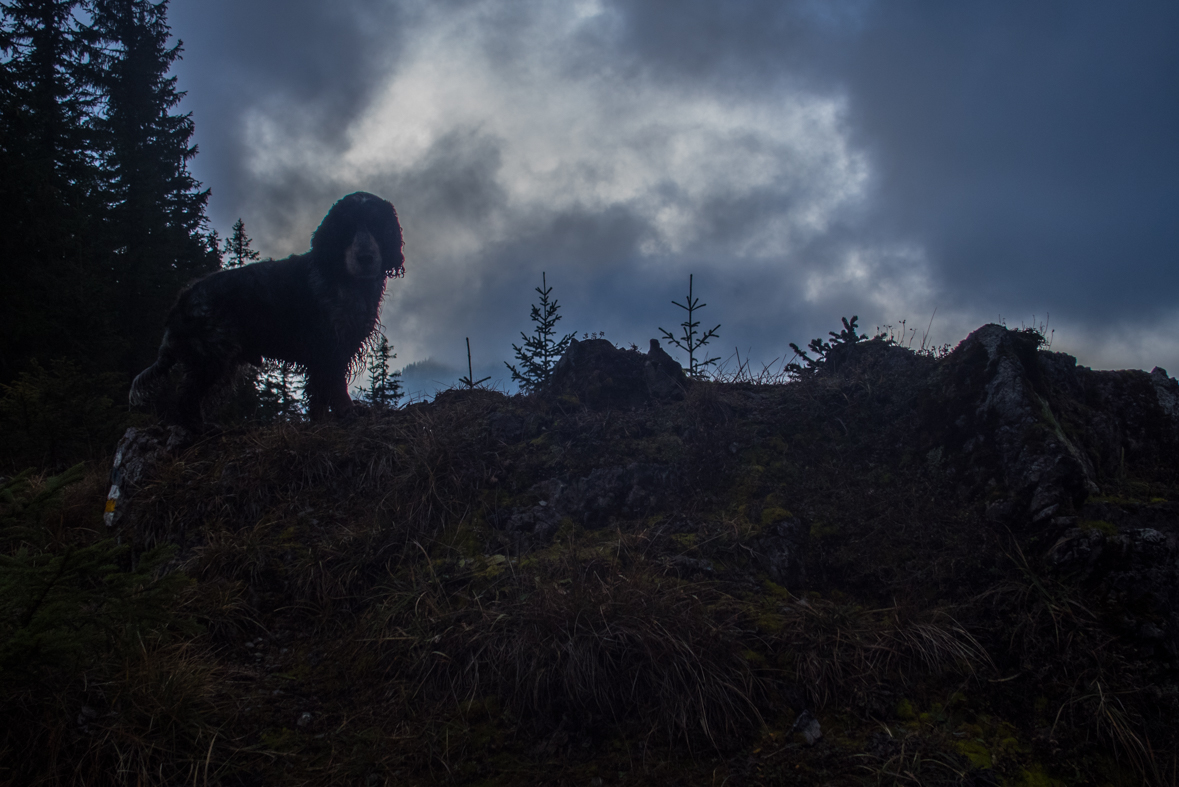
[544,338,690,409]
[927,324,1099,526]
[104,425,189,531]
[827,324,1179,530]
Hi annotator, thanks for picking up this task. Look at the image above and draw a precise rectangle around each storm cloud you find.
[169,0,1179,389]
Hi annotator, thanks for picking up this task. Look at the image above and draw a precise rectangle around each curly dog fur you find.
[130,192,405,427]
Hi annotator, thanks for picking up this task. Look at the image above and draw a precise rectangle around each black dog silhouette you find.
[131,192,404,427]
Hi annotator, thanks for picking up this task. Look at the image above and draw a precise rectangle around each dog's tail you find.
[129,334,177,407]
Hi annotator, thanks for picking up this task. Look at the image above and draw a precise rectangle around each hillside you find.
[4,323,1179,786]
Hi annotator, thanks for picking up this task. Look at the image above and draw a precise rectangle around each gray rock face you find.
[933,325,1097,525]
[104,425,189,531]
[1152,367,1179,418]
[1048,514,1179,661]
[924,324,1179,527]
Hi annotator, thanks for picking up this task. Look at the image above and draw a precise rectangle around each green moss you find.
[1017,764,1066,787]
[1080,519,1118,535]
[955,739,992,770]
[741,648,767,665]
[755,613,786,634]
[895,698,916,720]
[760,506,793,525]
[761,580,793,600]
[810,520,840,538]
[260,727,300,751]
[553,517,579,541]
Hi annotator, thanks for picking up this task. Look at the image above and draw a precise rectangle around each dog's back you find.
[172,257,322,364]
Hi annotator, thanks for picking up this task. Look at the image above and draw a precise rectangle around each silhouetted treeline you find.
[0,0,218,470]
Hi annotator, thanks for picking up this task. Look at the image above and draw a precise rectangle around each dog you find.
[130,192,404,427]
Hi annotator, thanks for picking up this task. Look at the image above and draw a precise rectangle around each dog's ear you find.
[374,201,405,278]
[310,196,354,270]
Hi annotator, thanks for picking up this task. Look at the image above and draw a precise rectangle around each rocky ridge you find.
[91,322,1179,785]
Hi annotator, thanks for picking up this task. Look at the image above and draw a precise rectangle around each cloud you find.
[208,0,874,370]
[170,0,1179,376]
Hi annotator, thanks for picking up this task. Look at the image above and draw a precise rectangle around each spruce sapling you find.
[460,338,491,389]
[355,334,403,408]
[506,272,574,392]
[659,274,721,379]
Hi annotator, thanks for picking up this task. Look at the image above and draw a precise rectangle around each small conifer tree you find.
[659,274,721,379]
[256,360,301,422]
[786,315,864,377]
[506,272,575,393]
[459,338,491,389]
[221,218,260,268]
[355,334,403,408]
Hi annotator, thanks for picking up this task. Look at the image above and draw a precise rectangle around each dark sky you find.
[168,0,1179,395]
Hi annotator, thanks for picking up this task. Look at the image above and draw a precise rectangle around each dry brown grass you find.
[408,554,764,750]
[7,347,1177,784]
[752,596,991,713]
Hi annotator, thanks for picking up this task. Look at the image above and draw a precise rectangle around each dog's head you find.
[311,192,405,281]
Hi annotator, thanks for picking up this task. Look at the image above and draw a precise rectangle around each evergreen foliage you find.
[0,0,216,469]
[0,0,111,382]
[659,274,721,379]
[0,358,129,471]
[787,315,865,377]
[506,272,574,393]
[221,217,260,268]
[256,360,302,423]
[354,333,403,409]
[0,465,192,678]
[89,0,217,376]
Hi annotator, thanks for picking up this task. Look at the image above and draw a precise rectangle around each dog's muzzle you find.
[345,230,385,279]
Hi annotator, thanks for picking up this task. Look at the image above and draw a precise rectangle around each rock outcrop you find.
[822,325,1179,662]
[544,338,689,409]
[863,323,1179,529]
[927,325,1100,526]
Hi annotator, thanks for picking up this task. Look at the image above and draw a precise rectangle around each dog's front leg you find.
[305,363,353,421]
[326,375,354,418]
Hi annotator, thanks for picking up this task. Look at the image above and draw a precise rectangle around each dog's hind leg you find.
[130,333,179,408]
[175,356,230,431]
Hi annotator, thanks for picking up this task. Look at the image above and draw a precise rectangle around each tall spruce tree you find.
[0,0,219,469]
[0,0,109,380]
[89,0,216,376]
